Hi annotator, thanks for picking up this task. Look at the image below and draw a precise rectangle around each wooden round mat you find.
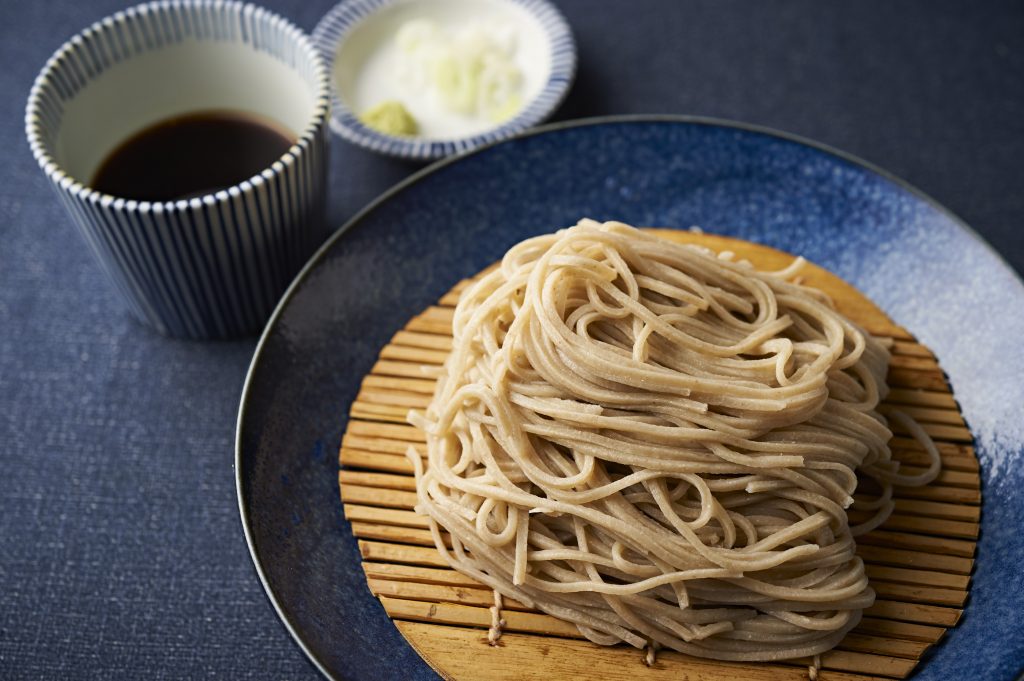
[337,231,978,681]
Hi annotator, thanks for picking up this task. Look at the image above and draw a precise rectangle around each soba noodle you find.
[407,219,940,661]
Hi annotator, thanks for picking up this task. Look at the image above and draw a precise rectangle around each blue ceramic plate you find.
[236,116,1024,680]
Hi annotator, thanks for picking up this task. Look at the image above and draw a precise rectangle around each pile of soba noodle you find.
[407,219,940,661]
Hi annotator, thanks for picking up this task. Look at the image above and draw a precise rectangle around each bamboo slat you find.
[889,340,933,359]
[361,561,482,588]
[853,545,973,575]
[862,565,969,590]
[883,389,954,409]
[892,498,979,522]
[359,539,447,568]
[854,617,946,644]
[341,449,414,474]
[864,601,961,628]
[339,470,417,491]
[335,233,978,680]
[361,374,438,394]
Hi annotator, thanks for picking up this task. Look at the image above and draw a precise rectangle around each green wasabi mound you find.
[359,101,419,136]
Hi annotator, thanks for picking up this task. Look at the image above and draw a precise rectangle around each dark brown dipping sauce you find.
[90,110,296,201]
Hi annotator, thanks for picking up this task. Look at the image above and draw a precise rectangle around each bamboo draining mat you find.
[338,231,978,681]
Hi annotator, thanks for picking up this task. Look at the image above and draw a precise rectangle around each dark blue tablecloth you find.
[2,1,1022,678]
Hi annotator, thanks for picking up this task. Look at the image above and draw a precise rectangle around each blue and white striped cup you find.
[25,1,331,339]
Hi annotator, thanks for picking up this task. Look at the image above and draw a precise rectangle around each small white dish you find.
[313,0,576,159]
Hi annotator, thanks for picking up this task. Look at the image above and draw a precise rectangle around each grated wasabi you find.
[359,100,419,136]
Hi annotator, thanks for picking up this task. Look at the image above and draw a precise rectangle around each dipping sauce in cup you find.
[91,110,297,202]
[26,1,331,339]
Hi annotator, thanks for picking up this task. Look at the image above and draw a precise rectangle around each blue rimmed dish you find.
[236,116,1024,680]
[312,0,576,159]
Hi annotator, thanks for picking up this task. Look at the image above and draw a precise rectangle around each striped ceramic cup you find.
[26,1,331,339]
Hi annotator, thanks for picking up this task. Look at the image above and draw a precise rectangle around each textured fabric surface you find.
[1,1,1021,679]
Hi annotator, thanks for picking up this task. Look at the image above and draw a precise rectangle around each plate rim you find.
[234,113,1019,680]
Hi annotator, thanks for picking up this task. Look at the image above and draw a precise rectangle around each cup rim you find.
[24,0,332,211]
